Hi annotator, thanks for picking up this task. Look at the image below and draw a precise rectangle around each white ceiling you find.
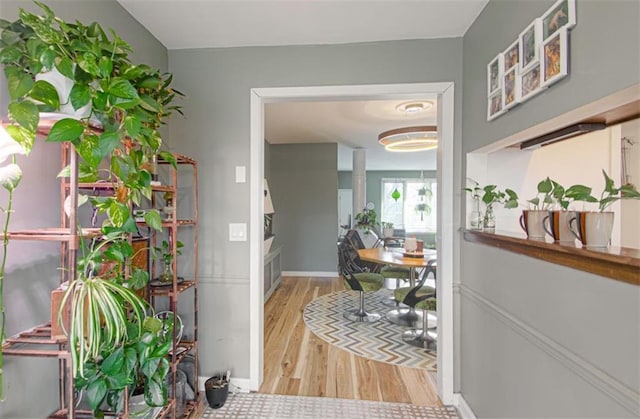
[117,0,488,171]
[266,98,439,170]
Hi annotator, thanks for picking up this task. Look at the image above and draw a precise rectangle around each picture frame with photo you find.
[541,29,568,88]
[502,67,520,111]
[503,39,519,73]
[541,0,576,40]
[519,18,542,72]
[519,61,545,101]
[487,54,503,96]
[487,89,504,121]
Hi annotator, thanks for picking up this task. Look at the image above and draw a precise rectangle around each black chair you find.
[399,260,437,351]
[343,229,381,273]
[337,239,385,322]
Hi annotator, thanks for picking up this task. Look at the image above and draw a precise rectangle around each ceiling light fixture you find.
[378,126,438,152]
[396,101,433,114]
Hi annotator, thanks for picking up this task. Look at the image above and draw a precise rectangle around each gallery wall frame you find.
[519,18,542,72]
[541,0,576,41]
[487,54,503,96]
[486,0,576,121]
[541,28,568,88]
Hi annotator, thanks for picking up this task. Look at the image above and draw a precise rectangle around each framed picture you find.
[487,89,504,121]
[519,18,542,72]
[541,29,568,88]
[541,0,576,40]
[487,54,503,96]
[503,67,520,110]
[503,40,519,73]
[519,61,545,101]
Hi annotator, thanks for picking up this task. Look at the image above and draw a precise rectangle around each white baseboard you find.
[453,393,477,419]
[198,376,252,393]
[282,271,337,277]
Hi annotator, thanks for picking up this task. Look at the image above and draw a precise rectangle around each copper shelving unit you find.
[148,153,201,417]
[1,118,201,416]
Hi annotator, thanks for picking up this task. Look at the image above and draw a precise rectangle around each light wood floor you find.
[259,276,442,406]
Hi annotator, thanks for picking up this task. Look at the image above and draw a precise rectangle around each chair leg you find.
[402,308,437,351]
[344,290,382,323]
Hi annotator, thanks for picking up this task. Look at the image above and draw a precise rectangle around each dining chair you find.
[390,259,436,328]
[337,240,385,322]
[399,260,438,351]
[379,265,412,307]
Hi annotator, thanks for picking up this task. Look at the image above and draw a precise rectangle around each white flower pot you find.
[569,211,614,248]
[35,67,92,119]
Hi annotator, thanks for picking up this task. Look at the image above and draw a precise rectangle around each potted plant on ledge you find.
[567,169,640,248]
[479,184,519,230]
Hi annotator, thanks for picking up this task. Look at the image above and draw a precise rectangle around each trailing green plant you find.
[0,1,184,409]
[564,169,640,211]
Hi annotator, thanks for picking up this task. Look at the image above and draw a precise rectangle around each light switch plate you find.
[229,223,247,241]
[235,166,246,183]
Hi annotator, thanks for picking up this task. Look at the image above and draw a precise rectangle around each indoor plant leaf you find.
[29,79,60,109]
[4,67,35,99]
[100,346,125,376]
[86,376,108,410]
[8,101,39,132]
[46,118,84,143]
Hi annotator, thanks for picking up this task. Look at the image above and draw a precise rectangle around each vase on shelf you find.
[483,204,496,231]
[158,264,173,283]
[469,197,483,230]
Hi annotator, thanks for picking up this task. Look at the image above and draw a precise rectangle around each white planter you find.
[519,209,547,240]
[569,211,614,248]
[383,228,394,238]
[35,67,92,119]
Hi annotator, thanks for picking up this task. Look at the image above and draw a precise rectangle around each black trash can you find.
[205,376,229,409]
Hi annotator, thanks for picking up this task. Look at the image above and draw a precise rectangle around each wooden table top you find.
[358,247,436,268]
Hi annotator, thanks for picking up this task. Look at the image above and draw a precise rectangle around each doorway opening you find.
[249,82,456,405]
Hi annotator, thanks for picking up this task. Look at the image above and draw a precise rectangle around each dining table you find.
[357,247,436,327]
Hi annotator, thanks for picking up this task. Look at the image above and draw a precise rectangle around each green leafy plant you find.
[0,1,184,409]
[354,207,378,235]
[480,185,519,209]
[58,234,168,414]
[381,221,393,229]
[527,177,559,210]
[153,239,184,282]
[565,169,640,211]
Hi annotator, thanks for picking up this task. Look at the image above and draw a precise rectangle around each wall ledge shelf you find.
[463,229,640,286]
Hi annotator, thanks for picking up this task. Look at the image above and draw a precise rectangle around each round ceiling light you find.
[378,126,438,152]
[395,101,433,114]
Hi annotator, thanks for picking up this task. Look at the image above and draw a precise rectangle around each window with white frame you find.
[381,177,437,233]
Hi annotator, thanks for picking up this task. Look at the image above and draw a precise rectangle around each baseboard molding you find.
[198,376,252,393]
[459,284,639,415]
[282,271,337,277]
[453,393,477,419]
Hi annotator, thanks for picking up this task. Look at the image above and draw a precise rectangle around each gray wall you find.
[0,1,167,417]
[168,38,463,379]
[270,143,338,272]
[460,1,640,417]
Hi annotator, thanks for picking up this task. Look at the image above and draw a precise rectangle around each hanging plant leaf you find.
[391,188,401,201]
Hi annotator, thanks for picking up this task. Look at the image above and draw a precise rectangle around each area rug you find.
[302,290,437,371]
[201,392,458,418]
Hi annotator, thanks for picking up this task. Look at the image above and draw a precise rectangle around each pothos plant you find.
[564,169,640,211]
[0,1,183,411]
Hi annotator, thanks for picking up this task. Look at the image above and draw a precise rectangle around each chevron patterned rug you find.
[201,393,458,418]
[303,290,437,370]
